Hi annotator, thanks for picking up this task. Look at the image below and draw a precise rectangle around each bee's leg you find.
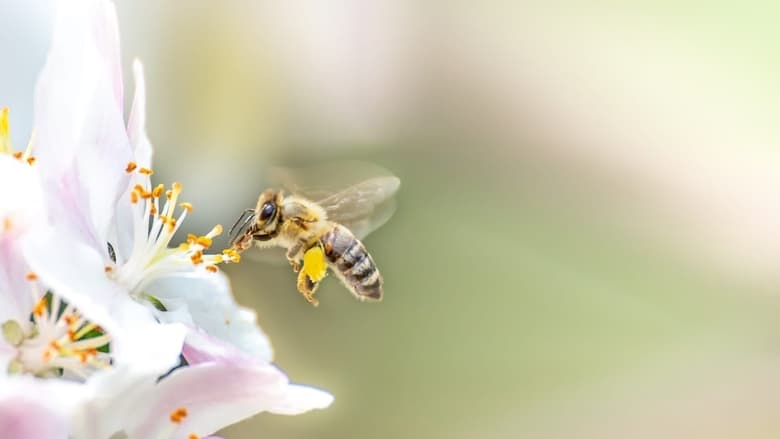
[296,270,321,307]
[286,241,306,272]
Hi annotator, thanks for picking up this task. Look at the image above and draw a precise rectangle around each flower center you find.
[0,107,36,165]
[2,273,111,379]
[106,163,240,298]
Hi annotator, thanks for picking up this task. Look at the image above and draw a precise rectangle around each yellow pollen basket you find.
[303,246,328,282]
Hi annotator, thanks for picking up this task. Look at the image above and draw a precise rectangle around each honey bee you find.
[228,163,399,306]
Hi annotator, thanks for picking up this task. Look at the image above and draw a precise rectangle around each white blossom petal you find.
[34,0,132,247]
[22,227,186,373]
[127,59,152,169]
[149,271,274,361]
[76,329,331,439]
[0,375,88,439]
[0,156,44,322]
[0,340,16,373]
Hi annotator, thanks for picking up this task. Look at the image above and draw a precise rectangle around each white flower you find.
[22,0,268,358]
[0,114,185,437]
[72,328,332,439]
[2,1,333,435]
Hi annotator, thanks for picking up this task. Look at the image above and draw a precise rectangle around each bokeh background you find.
[3,1,780,438]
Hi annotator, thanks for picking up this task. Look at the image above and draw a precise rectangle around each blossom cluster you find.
[0,2,332,438]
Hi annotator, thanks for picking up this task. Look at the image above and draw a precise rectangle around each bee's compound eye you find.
[259,202,276,222]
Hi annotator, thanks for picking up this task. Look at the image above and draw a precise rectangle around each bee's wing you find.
[267,161,400,239]
[315,176,400,239]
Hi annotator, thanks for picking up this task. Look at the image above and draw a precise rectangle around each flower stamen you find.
[0,108,36,164]
[111,164,233,297]
[4,275,111,379]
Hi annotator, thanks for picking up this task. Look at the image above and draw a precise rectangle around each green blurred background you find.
[4,1,780,437]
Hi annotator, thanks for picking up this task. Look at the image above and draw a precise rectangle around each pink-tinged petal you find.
[149,272,273,361]
[131,361,331,438]
[35,0,132,246]
[182,326,258,366]
[0,396,68,439]
[183,331,333,417]
[75,331,331,438]
[0,375,89,439]
[267,383,335,415]
[89,0,124,109]
[34,0,116,173]
[0,237,29,322]
[127,59,152,169]
[0,156,44,322]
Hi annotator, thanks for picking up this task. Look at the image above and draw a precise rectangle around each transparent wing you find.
[316,176,399,239]
[266,161,400,239]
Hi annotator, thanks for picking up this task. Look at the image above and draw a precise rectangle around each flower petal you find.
[22,226,186,374]
[113,59,154,261]
[127,59,152,169]
[34,0,132,247]
[0,374,88,439]
[76,328,331,438]
[0,340,16,373]
[267,382,336,415]
[149,271,274,361]
[0,156,44,322]
[134,362,331,437]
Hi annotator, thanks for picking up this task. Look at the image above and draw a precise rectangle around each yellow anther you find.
[130,191,139,204]
[170,407,188,423]
[125,161,137,173]
[196,236,212,248]
[3,217,11,231]
[12,151,22,160]
[33,297,47,317]
[222,248,241,263]
[179,202,193,212]
[0,107,10,153]
[104,265,113,273]
[139,167,153,175]
[205,265,218,273]
[25,156,36,165]
[190,251,203,265]
[25,272,38,281]
[151,184,164,198]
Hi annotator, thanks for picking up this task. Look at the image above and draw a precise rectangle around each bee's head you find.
[251,190,283,241]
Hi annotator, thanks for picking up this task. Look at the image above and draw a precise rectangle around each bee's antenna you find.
[229,208,255,243]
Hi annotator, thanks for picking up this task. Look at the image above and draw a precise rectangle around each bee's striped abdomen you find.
[321,224,383,301]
